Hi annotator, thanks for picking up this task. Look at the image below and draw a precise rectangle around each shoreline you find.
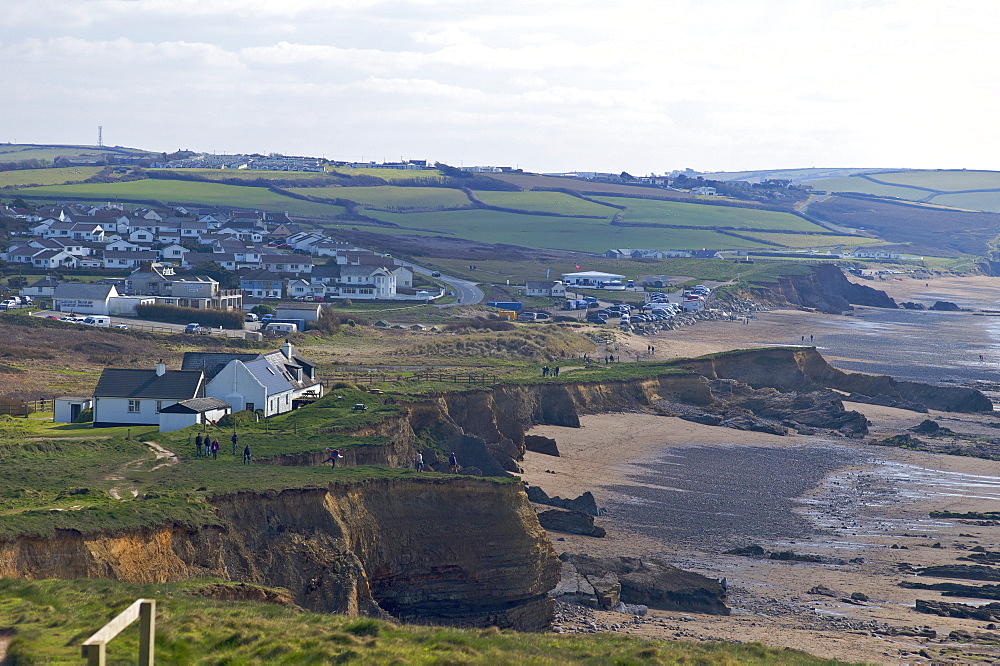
[521,407,1000,664]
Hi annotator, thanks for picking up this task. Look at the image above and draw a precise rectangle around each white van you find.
[83,316,111,327]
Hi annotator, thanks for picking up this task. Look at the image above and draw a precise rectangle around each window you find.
[155,400,163,413]
[246,402,254,412]
[128,400,141,413]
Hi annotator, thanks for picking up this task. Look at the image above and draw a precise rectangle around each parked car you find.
[246,313,259,322]
[184,323,202,334]
[114,324,128,329]
[431,271,442,277]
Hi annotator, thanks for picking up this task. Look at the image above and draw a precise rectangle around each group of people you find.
[194,432,252,464]
[541,366,560,377]
[414,451,459,473]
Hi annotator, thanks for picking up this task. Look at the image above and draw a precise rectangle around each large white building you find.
[92,363,205,427]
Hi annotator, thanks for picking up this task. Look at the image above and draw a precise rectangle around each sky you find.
[2,0,998,174]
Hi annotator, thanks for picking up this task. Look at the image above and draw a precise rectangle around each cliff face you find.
[763,264,897,313]
[0,478,560,630]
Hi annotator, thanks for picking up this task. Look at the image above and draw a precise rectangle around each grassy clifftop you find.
[0,578,854,664]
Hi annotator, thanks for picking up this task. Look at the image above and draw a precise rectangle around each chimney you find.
[281,340,294,360]
[155,360,166,376]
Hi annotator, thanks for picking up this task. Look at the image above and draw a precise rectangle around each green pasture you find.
[292,185,473,209]
[737,232,881,248]
[590,197,822,231]
[928,192,1000,213]
[702,167,877,182]
[869,169,1000,191]
[12,180,347,218]
[328,166,444,181]
[807,177,927,199]
[0,166,103,187]
[0,144,151,164]
[363,208,763,253]
[475,190,617,216]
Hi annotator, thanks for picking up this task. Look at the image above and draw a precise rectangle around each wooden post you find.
[138,599,155,665]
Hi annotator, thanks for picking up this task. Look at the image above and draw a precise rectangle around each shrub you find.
[74,408,93,423]
[134,304,244,330]
[444,318,515,332]
[217,410,257,427]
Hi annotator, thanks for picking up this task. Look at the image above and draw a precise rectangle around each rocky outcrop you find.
[537,509,606,537]
[0,478,560,630]
[526,487,603,516]
[764,264,897,313]
[916,599,1000,621]
[553,553,729,615]
[524,435,560,457]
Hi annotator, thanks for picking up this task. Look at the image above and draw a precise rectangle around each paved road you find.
[411,266,484,307]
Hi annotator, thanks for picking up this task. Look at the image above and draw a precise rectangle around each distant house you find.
[21,275,60,298]
[240,270,284,299]
[103,250,158,269]
[274,302,323,323]
[525,281,567,298]
[92,362,205,427]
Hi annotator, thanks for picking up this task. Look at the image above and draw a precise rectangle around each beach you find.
[519,275,1000,664]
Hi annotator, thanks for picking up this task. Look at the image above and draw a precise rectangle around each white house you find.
[21,275,60,298]
[92,363,205,427]
[525,281,567,298]
[181,343,323,417]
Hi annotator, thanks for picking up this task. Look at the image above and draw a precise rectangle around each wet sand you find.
[522,411,1000,663]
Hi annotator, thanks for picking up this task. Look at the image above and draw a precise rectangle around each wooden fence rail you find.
[81,598,155,666]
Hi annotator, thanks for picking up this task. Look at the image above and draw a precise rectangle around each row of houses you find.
[58,342,323,431]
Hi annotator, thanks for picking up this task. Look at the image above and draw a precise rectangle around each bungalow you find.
[31,249,78,269]
[103,250,158,269]
[91,362,205,427]
[159,244,189,262]
[263,255,313,276]
[525,281,567,298]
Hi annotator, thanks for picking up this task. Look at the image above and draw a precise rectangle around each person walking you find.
[195,433,204,458]
[210,439,219,460]
[448,451,459,473]
[324,448,343,468]
[415,451,424,472]
[243,444,252,465]
[231,431,239,456]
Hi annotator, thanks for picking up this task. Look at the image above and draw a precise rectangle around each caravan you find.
[83,316,111,327]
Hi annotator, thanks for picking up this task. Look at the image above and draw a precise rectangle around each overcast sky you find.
[2,0,997,174]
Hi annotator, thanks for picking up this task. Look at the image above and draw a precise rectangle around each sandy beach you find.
[522,409,1000,663]
[519,275,1000,664]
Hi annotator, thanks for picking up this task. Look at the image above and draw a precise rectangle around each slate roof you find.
[93,369,203,399]
[159,397,231,414]
[243,358,295,394]
[29,276,60,288]
[181,352,260,379]
[52,283,118,300]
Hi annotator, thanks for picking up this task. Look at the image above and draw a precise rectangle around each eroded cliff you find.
[0,477,560,630]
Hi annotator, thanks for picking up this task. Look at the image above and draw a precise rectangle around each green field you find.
[361,208,763,253]
[475,191,617,216]
[870,169,1000,191]
[929,192,1000,212]
[590,197,821,231]
[807,177,926,199]
[328,166,444,181]
[738,232,882,248]
[291,185,473,209]
[0,166,103,187]
[13,180,347,218]
[703,167,883,182]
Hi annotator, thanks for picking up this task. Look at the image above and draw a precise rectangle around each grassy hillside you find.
[590,197,821,231]
[808,170,1000,213]
[475,191,618,216]
[328,165,445,181]
[0,143,154,164]
[806,195,1000,257]
[291,185,474,209]
[0,579,847,665]
[11,180,346,217]
[358,208,764,253]
[0,166,103,187]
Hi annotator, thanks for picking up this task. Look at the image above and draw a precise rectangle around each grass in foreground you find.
[0,579,855,665]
